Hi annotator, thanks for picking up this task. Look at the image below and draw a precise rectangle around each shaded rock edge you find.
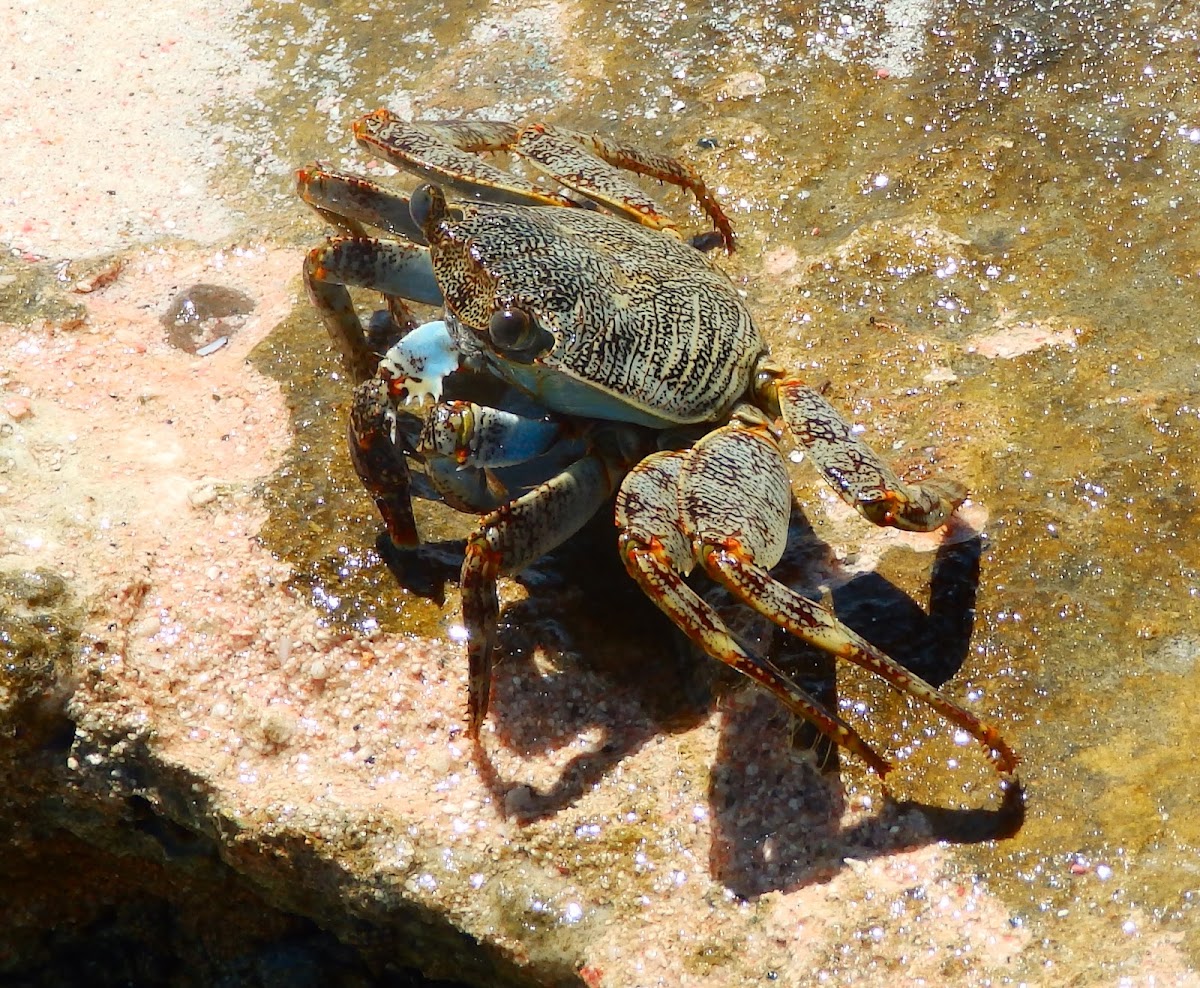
[0,573,560,988]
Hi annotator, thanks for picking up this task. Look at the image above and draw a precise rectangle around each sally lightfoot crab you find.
[299,111,1018,779]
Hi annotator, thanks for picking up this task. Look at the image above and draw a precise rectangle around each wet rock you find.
[0,567,80,752]
[6,0,1200,980]
[1144,633,1200,675]
[161,283,257,354]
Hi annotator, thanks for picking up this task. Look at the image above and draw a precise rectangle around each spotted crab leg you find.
[617,412,1018,778]
[755,368,969,532]
[302,238,442,384]
[461,440,634,735]
[297,168,426,243]
[353,110,575,210]
[347,378,422,547]
[704,542,1018,775]
[352,109,734,251]
[617,447,890,776]
[519,124,736,252]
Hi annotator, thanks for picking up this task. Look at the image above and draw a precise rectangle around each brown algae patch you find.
[947,329,1200,964]
[0,569,82,751]
[0,256,89,331]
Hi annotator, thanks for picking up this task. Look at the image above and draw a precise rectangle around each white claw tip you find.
[380,320,460,408]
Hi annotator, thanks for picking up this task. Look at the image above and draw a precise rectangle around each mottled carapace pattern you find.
[299,112,1016,780]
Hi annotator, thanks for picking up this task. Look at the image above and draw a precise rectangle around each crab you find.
[298,110,1018,779]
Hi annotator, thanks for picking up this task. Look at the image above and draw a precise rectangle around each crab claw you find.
[378,319,461,405]
[347,379,421,548]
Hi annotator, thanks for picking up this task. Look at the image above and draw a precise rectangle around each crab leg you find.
[616,450,890,775]
[353,110,575,209]
[701,541,1018,774]
[303,238,442,383]
[461,446,631,734]
[304,239,442,309]
[352,109,734,250]
[617,416,1016,778]
[685,420,1014,775]
[347,379,423,547]
[508,126,689,243]
[756,370,968,532]
[297,168,426,243]
[520,124,736,252]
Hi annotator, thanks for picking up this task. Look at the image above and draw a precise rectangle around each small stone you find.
[71,257,125,294]
[189,483,218,507]
[504,785,536,817]
[708,70,766,101]
[2,397,32,422]
[261,707,297,746]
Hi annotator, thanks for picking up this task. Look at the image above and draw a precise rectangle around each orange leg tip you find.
[379,506,419,548]
[386,530,420,550]
[994,750,1020,775]
[980,727,1019,774]
[468,542,502,569]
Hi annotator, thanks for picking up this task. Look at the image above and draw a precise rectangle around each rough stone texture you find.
[4,0,1200,984]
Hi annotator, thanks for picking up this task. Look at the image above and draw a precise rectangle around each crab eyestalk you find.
[410,183,450,244]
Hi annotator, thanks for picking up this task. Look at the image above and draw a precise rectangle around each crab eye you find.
[409,183,446,232]
[488,306,535,350]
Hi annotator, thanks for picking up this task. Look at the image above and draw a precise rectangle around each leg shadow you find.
[709,689,1024,898]
[468,512,719,822]
[829,535,982,687]
[708,523,1022,897]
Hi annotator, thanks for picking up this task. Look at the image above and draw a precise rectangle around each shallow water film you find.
[255,0,1200,976]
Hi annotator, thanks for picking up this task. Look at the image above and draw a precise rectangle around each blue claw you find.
[379,320,461,403]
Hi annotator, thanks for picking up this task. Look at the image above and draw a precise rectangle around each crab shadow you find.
[381,506,1023,893]
[706,529,1025,897]
[707,690,1024,897]
[467,512,721,818]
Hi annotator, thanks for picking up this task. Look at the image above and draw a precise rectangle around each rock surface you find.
[4,0,1200,985]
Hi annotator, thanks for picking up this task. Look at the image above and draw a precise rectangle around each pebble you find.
[71,257,125,294]
[710,70,767,101]
[189,483,218,507]
[3,397,33,421]
[261,708,297,746]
